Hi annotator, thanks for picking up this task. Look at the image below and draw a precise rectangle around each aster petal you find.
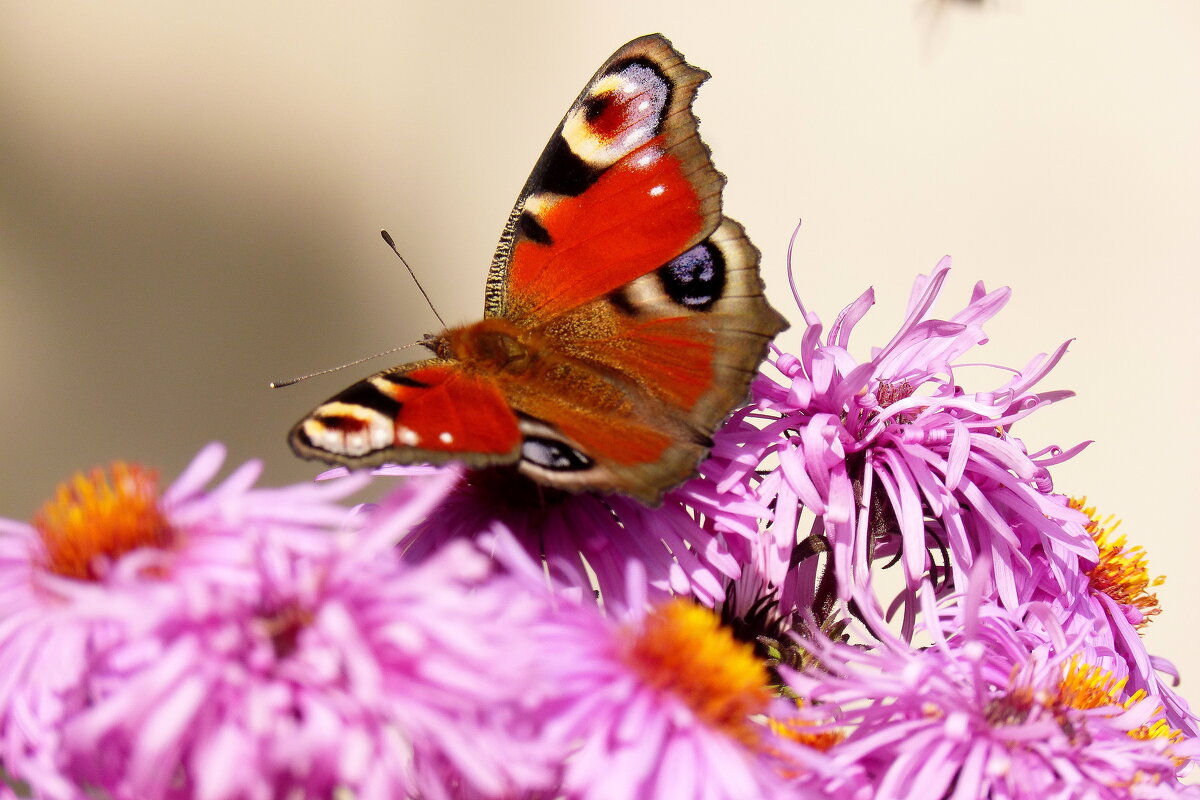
[160,441,227,505]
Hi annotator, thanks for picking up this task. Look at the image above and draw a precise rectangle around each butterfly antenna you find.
[380,229,447,329]
[268,341,425,388]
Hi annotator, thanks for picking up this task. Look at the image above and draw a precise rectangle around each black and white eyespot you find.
[520,437,593,472]
[561,58,671,170]
[516,416,594,473]
[658,242,726,311]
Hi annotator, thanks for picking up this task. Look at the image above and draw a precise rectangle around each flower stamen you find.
[1053,656,1125,711]
[33,462,173,580]
[1070,498,1163,628]
[621,599,772,744]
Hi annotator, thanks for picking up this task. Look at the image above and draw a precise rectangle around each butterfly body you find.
[290,34,787,505]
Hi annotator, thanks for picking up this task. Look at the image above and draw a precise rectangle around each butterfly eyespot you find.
[607,287,639,316]
[658,242,725,312]
[520,437,593,472]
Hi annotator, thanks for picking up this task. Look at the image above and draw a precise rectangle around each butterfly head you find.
[420,332,448,358]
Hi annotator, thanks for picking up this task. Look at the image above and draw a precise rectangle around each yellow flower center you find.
[33,462,173,580]
[1052,656,1125,711]
[1056,659,1185,757]
[1127,704,1184,747]
[1070,498,1163,627]
[621,599,772,744]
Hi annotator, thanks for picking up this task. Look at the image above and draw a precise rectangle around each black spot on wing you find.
[533,134,603,197]
[519,211,552,245]
[582,92,609,124]
[658,242,725,312]
[521,437,593,471]
[330,381,402,419]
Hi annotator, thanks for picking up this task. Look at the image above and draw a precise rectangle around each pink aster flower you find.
[1019,498,1200,738]
[787,580,1199,800]
[475,533,848,800]
[714,257,1095,637]
[0,443,368,799]
[48,463,555,800]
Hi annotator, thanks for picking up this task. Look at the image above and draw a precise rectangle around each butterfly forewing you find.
[289,361,522,469]
[485,34,722,321]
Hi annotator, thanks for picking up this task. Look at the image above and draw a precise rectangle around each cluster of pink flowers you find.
[0,259,1195,799]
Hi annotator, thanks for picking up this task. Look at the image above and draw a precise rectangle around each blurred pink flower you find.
[0,446,561,800]
[0,443,367,799]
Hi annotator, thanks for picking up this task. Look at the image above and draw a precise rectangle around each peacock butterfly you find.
[288,34,788,505]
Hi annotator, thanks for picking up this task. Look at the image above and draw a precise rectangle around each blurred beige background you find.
[2,1,1197,707]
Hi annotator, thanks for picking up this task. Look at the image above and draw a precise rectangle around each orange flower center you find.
[621,599,772,744]
[33,462,173,580]
[1070,498,1163,628]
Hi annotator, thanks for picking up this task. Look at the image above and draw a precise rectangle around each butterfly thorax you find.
[440,318,541,375]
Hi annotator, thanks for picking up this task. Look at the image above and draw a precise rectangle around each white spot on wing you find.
[439,432,453,445]
[370,424,392,450]
[397,427,420,447]
[649,185,666,197]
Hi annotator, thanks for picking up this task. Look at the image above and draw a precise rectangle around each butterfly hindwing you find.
[490,217,785,503]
